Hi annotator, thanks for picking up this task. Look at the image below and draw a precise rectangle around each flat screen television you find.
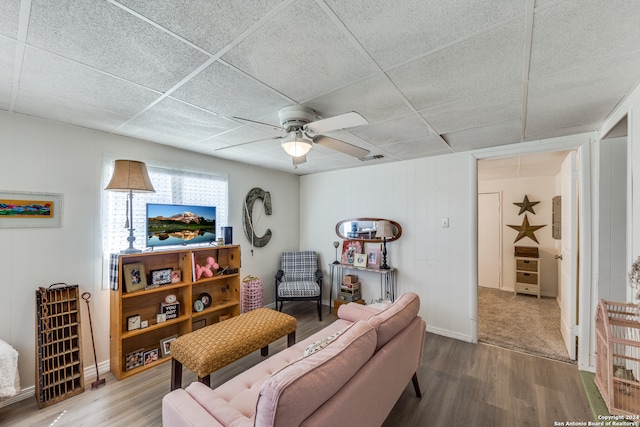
[146,203,216,248]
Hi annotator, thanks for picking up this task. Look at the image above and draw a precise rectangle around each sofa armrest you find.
[337,303,381,322]
[315,269,323,281]
[162,389,224,427]
[275,269,284,281]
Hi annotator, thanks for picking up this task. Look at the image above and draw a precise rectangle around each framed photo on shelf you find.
[365,246,381,269]
[150,267,173,286]
[123,263,147,293]
[171,270,182,283]
[353,253,367,268]
[143,348,158,365]
[160,335,178,358]
[341,240,363,264]
[125,349,144,371]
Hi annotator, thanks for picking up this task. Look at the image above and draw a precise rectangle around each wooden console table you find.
[328,264,397,314]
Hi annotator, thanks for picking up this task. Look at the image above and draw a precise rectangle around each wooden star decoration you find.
[513,195,540,215]
[507,214,546,243]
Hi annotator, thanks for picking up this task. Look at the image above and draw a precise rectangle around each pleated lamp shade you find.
[105,160,155,192]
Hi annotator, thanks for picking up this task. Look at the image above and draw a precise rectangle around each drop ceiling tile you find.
[528,51,640,115]
[388,19,524,111]
[420,84,521,134]
[221,0,377,102]
[305,74,412,125]
[529,0,640,80]
[26,0,209,92]
[327,0,525,69]
[202,125,282,152]
[525,99,616,137]
[116,97,238,147]
[444,119,522,152]
[0,0,20,38]
[379,135,451,160]
[14,88,131,132]
[172,61,291,119]
[116,0,283,54]
[349,113,434,146]
[19,47,160,117]
[0,38,16,84]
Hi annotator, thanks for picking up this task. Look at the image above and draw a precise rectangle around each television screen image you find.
[146,203,216,248]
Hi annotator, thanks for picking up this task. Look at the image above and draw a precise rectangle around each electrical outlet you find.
[441,217,449,228]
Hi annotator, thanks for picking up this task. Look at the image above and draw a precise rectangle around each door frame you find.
[472,134,593,370]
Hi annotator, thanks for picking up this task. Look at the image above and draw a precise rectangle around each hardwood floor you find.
[0,302,592,427]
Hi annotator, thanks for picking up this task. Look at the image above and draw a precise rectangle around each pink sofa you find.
[162,292,425,427]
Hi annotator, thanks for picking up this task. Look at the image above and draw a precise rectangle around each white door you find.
[559,151,578,360]
[478,193,501,289]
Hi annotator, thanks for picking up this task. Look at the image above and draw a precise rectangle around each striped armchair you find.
[275,251,323,321]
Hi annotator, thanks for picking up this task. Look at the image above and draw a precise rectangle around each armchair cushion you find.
[277,281,320,298]
[280,251,318,282]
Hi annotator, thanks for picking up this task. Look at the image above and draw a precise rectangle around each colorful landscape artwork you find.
[0,199,54,218]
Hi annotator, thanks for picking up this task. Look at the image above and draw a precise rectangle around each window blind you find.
[102,164,228,255]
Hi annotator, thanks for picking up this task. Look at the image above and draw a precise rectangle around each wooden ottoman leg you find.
[198,375,211,388]
[171,358,183,391]
[261,345,269,356]
[412,372,422,398]
[287,331,296,347]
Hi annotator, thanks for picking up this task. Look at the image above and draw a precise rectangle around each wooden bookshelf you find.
[109,245,241,380]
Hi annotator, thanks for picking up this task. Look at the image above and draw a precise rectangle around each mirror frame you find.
[335,218,402,243]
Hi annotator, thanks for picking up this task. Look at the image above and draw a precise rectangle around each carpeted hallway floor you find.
[478,286,573,363]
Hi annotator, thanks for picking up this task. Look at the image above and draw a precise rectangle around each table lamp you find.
[105,160,155,253]
[377,220,394,270]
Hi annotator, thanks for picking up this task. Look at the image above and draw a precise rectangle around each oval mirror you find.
[335,218,402,242]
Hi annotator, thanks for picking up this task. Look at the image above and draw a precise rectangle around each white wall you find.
[301,153,478,342]
[479,176,559,296]
[0,111,300,393]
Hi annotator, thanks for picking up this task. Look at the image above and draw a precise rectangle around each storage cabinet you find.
[110,245,241,380]
[514,256,540,298]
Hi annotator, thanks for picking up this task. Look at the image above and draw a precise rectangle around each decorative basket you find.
[241,276,263,313]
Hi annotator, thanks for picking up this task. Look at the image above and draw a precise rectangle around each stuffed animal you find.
[195,256,220,280]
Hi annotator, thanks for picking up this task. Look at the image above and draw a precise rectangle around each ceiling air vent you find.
[361,154,384,162]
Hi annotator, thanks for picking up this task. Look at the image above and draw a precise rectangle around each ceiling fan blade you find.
[292,154,307,166]
[231,116,285,133]
[313,135,370,159]
[215,136,281,151]
[304,111,368,134]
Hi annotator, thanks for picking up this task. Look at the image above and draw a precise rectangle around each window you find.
[103,164,228,255]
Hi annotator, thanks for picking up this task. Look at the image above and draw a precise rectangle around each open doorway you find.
[477,150,577,363]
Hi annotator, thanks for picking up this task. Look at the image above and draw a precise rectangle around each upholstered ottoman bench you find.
[170,307,297,390]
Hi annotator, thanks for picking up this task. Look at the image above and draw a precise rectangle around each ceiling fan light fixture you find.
[281,131,312,157]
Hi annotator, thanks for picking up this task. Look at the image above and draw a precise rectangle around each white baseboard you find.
[426,325,473,343]
[0,360,112,408]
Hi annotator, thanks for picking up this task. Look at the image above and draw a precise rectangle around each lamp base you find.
[121,247,142,254]
[379,264,390,270]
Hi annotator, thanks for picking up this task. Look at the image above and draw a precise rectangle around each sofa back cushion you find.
[366,292,420,350]
[254,321,376,427]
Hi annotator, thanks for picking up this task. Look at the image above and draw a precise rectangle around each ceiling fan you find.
[217,105,370,166]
